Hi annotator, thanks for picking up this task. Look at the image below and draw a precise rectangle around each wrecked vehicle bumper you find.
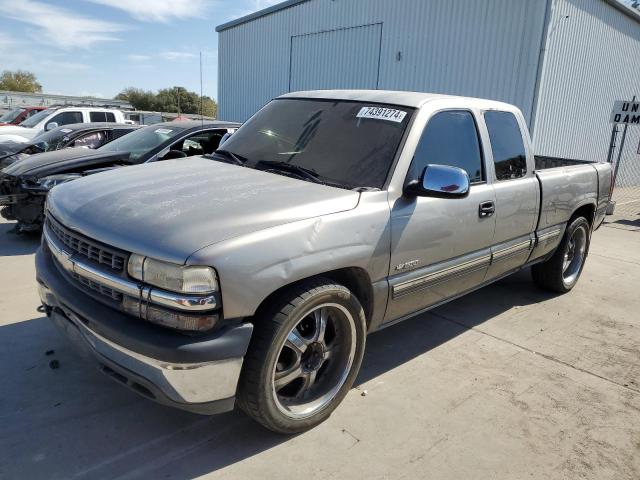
[0,193,27,206]
[35,246,254,415]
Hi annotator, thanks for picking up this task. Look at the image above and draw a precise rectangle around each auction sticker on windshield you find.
[357,106,407,123]
[154,128,173,135]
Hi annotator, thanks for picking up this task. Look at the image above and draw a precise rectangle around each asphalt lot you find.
[1,216,639,480]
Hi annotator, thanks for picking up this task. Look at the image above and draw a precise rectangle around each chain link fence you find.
[609,124,640,223]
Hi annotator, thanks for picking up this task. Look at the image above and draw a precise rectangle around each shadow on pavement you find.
[0,221,41,256]
[0,269,556,480]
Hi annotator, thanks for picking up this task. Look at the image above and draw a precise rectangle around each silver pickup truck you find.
[35,90,612,434]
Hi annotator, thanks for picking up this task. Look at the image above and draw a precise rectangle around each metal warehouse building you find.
[217,0,640,173]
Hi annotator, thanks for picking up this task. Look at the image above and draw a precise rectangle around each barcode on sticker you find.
[357,107,407,123]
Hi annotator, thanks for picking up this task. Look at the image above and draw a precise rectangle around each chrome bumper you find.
[39,283,243,413]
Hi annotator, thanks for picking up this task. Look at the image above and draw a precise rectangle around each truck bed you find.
[534,156,612,231]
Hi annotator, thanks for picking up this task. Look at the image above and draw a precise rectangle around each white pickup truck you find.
[0,106,127,143]
[36,90,612,433]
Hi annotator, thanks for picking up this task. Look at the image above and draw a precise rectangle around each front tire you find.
[237,278,366,434]
[532,216,590,293]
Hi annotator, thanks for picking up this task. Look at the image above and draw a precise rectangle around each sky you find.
[0,0,281,100]
[1,0,638,101]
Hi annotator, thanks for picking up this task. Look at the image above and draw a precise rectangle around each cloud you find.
[85,0,214,22]
[0,0,125,49]
[160,51,197,61]
[127,54,152,62]
[254,0,283,10]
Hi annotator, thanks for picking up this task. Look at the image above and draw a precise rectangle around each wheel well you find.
[251,267,375,327]
[571,203,595,227]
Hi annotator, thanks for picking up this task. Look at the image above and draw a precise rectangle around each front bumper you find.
[36,247,254,415]
[0,193,27,206]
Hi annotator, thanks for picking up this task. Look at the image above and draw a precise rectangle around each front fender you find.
[187,192,392,320]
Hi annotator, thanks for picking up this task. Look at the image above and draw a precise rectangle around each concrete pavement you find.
[0,217,639,479]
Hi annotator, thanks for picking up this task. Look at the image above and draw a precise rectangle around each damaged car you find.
[0,122,140,169]
[0,120,239,232]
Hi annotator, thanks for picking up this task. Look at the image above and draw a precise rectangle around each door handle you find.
[479,201,495,218]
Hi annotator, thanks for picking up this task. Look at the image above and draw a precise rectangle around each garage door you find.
[289,23,383,92]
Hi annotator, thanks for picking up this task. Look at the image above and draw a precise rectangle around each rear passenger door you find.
[483,111,539,281]
[386,110,496,321]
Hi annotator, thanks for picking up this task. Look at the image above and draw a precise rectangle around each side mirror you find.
[405,164,470,198]
[45,122,59,131]
[219,132,233,147]
[160,149,188,160]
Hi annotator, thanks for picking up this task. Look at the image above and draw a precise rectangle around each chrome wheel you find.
[272,303,356,419]
[562,225,587,285]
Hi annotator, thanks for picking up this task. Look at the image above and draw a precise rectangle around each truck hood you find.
[47,157,361,264]
[0,126,37,140]
[2,148,128,177]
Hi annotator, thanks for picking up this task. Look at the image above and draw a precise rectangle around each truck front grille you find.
[71,272,123,301]
[46,214,127,272]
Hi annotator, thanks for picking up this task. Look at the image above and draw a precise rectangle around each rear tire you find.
[237,278,366,434]
[532,216,590,293]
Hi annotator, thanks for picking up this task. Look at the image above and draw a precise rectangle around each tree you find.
[115,87,156,111]
[0,70,42,93]
[115,86,218,118]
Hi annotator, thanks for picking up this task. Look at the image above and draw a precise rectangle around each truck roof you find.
[279,90,518,111]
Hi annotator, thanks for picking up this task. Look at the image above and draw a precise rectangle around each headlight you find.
[128,254,218,294]
[29,173,82,191]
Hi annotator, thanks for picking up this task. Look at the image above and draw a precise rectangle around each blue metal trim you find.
[216,0,311,32]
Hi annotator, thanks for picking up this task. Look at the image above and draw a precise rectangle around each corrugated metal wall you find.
[290,23,383,91]
[532,0,640,164]
[218,0,549,123]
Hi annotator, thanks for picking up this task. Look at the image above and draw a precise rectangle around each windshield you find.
[30,127,74,152]
[20,109,54,128]
[98,124,186,162]
[0,108,24,123]
[219,98,413,189]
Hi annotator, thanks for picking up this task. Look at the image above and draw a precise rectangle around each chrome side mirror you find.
[405,164,470,198]
[45,122,59,131]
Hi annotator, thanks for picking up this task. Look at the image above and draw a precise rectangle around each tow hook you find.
[36,304,51,315]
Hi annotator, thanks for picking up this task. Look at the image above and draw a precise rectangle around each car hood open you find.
[47,157,361,264]
[2,149,129,177]
[0,141,29,160]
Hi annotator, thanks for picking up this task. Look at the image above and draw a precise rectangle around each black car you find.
[0,120,240,232]
[0,122,140,169]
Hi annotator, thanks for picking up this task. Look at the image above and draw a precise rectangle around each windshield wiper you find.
[209,149,248,166]
[256,160,324,184]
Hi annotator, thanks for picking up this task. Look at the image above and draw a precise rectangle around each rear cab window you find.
[90,111,116,122]
[484,111,527,180]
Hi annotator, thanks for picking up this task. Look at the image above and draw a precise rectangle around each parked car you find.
[0,106,47,126]
[0,120,239,231]
[35,90,612,433]
[0,122,140,169]
[0,106,127,143]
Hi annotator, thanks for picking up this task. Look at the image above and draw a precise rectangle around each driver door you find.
[385,110,496,322]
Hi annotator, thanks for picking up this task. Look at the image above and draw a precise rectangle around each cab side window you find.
[484,111,527,180]
[408,110,484,184]
[72,131,107,149]
[177,130,226,156]
[50,111,83,127]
